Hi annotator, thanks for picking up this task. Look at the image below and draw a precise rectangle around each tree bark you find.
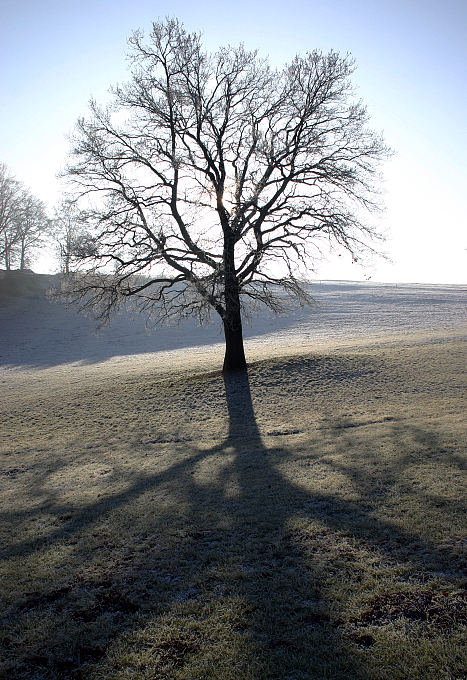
[222,236,247,372]
[223,316,247,372]
[4,236,11,270]
[20,238,26,270]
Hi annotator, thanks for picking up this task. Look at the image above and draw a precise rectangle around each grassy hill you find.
[1,317,466,678]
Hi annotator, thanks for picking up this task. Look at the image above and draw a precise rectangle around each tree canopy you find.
[64,18,390,370]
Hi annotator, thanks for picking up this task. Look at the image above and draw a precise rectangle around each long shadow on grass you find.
[1,359,465,678]
[212,369,364,677]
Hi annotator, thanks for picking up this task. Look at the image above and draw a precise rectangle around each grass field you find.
[1,331,466,679]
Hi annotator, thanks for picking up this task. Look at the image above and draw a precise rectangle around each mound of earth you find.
[0,270,57,304]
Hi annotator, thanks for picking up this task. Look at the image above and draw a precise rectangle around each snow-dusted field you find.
[1,272,466,679]
[0,274,465,371]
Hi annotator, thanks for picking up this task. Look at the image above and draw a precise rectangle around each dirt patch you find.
[18,585,73,612]
[24,643,107,677]
[353,588,467,628]
[73,586,139,622]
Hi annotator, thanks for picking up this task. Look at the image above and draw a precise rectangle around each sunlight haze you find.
[1,0,466,283]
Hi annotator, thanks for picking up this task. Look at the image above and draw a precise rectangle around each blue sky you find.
[1,0,466,282]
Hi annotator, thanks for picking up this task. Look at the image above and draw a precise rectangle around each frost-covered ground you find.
[0,273,465,370]
[1,272,466,679]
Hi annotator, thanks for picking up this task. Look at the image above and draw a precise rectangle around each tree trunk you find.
[222,237,247,372]
[20,239,26,270]
[4,236,11,270]
[223,316,247,372]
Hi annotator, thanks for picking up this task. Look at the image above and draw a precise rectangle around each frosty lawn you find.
[1,328,466,679]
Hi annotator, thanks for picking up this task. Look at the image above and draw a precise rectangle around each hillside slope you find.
[0,269,466,369]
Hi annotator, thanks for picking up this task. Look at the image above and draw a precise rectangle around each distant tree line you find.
[0,163,91,274]
[0,163,50,270]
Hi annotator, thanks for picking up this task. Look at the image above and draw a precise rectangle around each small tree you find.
[64,18,390,371]
[53,199,92,274]
[0,163,22,270]
[15,191,49,270]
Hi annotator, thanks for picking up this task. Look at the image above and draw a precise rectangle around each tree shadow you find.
[2,273,465,369]
[1,359,465,678]
[0,275,307,369]
[214,369,364,676]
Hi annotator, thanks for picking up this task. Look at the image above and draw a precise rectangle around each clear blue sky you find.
[1,0,466,282]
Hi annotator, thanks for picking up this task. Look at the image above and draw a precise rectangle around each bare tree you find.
[53,199,92,274]
[0,163,22,270]
[54,200,77,274]
[0,163,51,271]
[15,191,49,270]
[64,18,390,371]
